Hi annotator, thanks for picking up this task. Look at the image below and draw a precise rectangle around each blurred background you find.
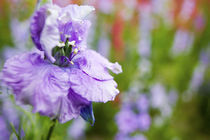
[0,0,210,140]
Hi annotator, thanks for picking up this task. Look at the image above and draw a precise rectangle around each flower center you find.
[52,38,79,67]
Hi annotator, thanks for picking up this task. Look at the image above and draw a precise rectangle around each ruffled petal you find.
[69,68,119,103]
[74,50,122,80]
[57,88,91,123]
[1,52,70,119]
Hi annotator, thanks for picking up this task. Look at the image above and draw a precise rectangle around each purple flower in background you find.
[200,49,210,65]
[150,84,168,109]
[171,29,194,56]
[0,95,25,140]
[115,133,130,140]
[115,87,151,139]
[68,118,86,140]
[115,107,138,134]
[0,117,10,140]
[116,133,147,140]
[97,33,110,57]
[189,64,205,92]
[138,3,153,58]
[1,4,122,124]
[137,113,151,131]
[2,19,30,60]
[150,83,177,125]
[194,14,205,31]
[132,134,147,140]
[137,94,149,113]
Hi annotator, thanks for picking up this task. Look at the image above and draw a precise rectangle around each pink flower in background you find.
[97,0,114,14]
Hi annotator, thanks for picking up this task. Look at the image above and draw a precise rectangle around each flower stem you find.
[36,0,41,10]
[46,119,57,140]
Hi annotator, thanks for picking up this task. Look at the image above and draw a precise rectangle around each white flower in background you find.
[138,58,151,76]
[150,83,177,125]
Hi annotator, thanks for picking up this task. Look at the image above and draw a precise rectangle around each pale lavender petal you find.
[60,5,95,21]
[74,50,122,80]
[69,68,119,102]
[40,5,60,63]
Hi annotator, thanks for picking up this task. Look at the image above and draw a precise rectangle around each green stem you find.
[10,123,21,140]
[46,119,57,140]
[36,0,41,10]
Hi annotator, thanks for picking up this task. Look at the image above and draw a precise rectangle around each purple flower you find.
[137,113,151,131]
[2,4,122,125]
[115,108,138,134]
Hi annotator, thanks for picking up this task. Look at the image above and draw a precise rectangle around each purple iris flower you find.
[1,4,122,124]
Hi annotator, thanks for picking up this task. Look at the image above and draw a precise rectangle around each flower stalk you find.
[46,119,57,140]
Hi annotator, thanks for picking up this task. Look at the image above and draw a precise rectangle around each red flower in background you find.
[111,12,125,60]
